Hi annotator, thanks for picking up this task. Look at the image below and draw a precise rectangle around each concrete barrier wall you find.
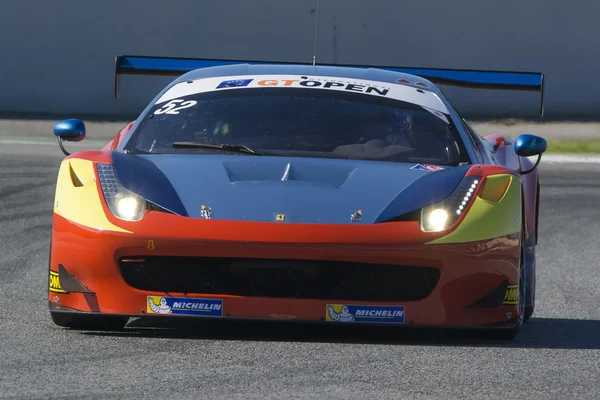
[1,0,599,119]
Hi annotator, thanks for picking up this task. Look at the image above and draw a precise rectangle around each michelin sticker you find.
[147,296,223,317]
[326,304,405,324]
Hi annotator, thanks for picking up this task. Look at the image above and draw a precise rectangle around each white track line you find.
[0,138,106,147]
[530,155,600,163]
[2,139,600,163]
[0,139,56,145]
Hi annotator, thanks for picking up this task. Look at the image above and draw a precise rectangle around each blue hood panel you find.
[122,154,469,224]
[374,163,472,222]
[112,151,188,216]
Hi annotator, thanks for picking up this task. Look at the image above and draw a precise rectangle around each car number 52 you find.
[154,99,198,115]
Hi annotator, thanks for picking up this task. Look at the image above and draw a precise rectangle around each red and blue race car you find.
[48,55,546,339]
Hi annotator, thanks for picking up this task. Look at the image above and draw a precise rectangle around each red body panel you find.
[49,212,520,328]
[102,121,135,151]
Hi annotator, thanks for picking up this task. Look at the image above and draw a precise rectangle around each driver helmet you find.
[392,111,413,134]
[386,111,413,145]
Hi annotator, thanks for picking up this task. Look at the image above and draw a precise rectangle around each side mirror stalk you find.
[57,137,71,156]
[521,154,542,175]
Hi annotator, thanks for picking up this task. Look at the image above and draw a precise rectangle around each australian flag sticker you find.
[216,79,253,89]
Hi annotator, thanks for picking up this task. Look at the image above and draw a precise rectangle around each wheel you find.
[485,228,527,340]
[524,262,535,322]
[50,312,129,331]
[524,179,540,322]
[524,301,534,322]
[523,237,536,323]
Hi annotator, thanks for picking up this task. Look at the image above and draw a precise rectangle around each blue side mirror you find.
[54,119,86,156]
[515,134,547,174]
[514,134,547,157]
[54,119,86,142]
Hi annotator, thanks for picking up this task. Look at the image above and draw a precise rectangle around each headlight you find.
[420,176,481,232]
[97,164,146,221]
[424,209,449,231]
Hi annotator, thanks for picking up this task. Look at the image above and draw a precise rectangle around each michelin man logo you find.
[327,304,355,322]
[148,296,172,314]
[326,304,405,324]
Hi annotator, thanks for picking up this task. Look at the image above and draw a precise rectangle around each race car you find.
[48,55,547,339]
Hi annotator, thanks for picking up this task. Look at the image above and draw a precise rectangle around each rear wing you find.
[114,55,545,116]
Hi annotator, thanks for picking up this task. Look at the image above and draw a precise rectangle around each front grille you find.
[119,256,440,302]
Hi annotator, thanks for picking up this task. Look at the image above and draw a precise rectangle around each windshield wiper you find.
[172,142,262,155]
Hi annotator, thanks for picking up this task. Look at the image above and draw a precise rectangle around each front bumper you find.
[49,212,521,328]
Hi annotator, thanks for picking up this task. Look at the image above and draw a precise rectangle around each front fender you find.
[427,173,522,244]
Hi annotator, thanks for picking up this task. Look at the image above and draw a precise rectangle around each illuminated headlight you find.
[420,176,481,232]
[97,164,146,221]
[424,209,449,232]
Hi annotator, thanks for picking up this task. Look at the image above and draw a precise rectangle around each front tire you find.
[523,239,536,323]
[50,312,128,331]
[485,228,527,340]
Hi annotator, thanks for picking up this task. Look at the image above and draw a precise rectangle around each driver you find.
[385,111,414,147]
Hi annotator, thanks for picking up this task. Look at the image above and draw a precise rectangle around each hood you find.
[112,152,471,224]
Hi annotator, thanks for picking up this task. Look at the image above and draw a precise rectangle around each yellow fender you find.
[53,158,131,233]
[428,174,521,244]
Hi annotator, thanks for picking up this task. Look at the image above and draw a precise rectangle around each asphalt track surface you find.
[1,142,600,399]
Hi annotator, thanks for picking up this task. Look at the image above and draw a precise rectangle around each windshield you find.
[125,85,470,166]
